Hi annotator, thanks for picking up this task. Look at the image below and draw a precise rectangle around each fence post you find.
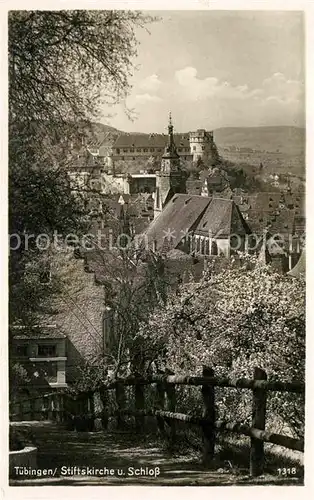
[47,395,53,420]
[115,382,125,430]
[201,365,215,465]
[165,372,176,444]
[59,393,64,422]
[134,373,145,433]
[99,387,109,430]
[250,367,267,477]
[155,381,165,435]
[30,397,35,421]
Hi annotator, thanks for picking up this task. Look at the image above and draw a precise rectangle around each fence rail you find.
[101,365,304,477]
[104,375,305,394]
[9,366,304,478]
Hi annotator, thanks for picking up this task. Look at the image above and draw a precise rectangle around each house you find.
[11,326,67,389]
[10,250,107,392]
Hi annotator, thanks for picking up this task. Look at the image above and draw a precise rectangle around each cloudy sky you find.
[102,11,304,133]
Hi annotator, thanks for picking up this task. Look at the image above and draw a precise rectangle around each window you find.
[15,344,28,356]
[35,361,57,383]
[38,345,57,357]
[136,148,141,152]
[132,157,135,160]
[150,148,154,152]
[193,146,196,151]
[144,148,148,152]
[178,148,182,152]
[123,149,128,153]
[130,148,134,153]
[116,148,120,154]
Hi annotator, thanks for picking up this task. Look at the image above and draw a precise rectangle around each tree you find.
[9,10,153,326]
[8,11,154,397]
[71,241,169,393]
[137,256,305,437]
[9,10,152,132]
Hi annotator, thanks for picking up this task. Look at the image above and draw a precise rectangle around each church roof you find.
[194,198,251,238]
[145,194,251,251]
[145,194,210,251]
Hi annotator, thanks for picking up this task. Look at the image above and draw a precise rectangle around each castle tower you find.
[154,113,186,218]
[189,129,219,165]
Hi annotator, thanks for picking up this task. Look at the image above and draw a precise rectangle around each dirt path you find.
[10,421,302,486]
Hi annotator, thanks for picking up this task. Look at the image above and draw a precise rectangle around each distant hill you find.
[88,123,305,178]
[92,123,305,154]
[213,126,305,154]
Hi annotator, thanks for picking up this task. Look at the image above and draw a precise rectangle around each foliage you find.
[9,10,152,327]
[137,256,305,437]
[9,10,152,127]
[9,427,34,451]
[72,244,169,392]
[181,158,205,178]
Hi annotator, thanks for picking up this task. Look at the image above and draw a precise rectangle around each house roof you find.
[232,191,305,236]
[113,133,190,150]
[287,249,305,278]
[256,239,272,265]
[12,326,66,340]
[194,198,251,238]
[144,194,211,251]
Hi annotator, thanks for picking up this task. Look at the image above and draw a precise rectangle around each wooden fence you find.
[9,391,95,425]
[9,366,305,477]
[100,366,304,477]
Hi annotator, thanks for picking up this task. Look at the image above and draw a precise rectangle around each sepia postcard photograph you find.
[3,0,309,494]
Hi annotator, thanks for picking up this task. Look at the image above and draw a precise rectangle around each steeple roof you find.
[162,112,180,159]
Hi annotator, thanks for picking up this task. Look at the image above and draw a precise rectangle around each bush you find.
[138,257,305,438]
[9,427,34,451]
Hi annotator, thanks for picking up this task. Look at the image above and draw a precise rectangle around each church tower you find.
[154,113,186,218]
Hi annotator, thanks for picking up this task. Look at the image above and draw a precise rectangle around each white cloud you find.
[261,72,303,103]
[139,74,162,93]
[135,93,162,103]
[171,66,304,128]
[174,66,304,106]
[175,66,257,101]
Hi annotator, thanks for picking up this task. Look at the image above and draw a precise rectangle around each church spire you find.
[168,112,174,144]
[163,112,179,158]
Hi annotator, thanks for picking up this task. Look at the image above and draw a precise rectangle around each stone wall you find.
[47,252,106,382]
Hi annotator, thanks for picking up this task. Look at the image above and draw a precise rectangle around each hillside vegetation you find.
[214,126,304,154]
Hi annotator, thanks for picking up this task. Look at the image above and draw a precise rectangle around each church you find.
[143,114,251,258]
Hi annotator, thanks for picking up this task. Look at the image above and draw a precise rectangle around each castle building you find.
[109,125,218,172]
[189,129,219,164]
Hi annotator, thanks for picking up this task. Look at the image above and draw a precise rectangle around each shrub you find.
[9,427,34,451]
[138,256,305,438]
